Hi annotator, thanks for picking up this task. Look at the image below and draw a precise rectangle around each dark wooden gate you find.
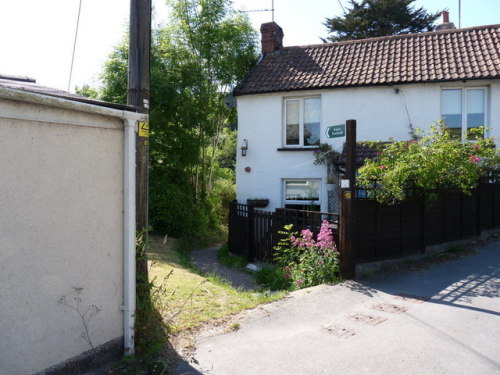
[228,201,339,262]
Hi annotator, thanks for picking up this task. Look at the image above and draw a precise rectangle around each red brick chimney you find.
[260,22,284,54]
[442,11,449,23]
[436,11,456,31]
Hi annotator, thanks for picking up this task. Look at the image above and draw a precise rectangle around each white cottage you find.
[234,18,500,213]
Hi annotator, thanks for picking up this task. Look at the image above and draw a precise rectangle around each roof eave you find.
[235,75,500,97]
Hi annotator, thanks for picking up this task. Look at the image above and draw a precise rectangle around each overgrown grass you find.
[446,244,465,254]
[216,243,248,269]
[148,236,286,334]
[255,264,293,291]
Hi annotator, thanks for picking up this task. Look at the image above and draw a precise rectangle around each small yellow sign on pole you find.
[138,121,149,137]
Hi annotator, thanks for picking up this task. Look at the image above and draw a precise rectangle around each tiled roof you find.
[0,75,137,112]
[235,24,500,96]
[338,142,388,166]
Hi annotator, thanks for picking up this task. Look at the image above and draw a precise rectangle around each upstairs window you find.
[441,88,486,139]
[284,97,321,147]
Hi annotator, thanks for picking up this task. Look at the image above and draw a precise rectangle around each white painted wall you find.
[0,99,125,375]
[236,80,500,212]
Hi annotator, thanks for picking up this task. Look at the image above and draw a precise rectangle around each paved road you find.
[186,242,500,375]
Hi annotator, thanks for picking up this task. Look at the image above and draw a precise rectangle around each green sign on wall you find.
[326,124,346,139]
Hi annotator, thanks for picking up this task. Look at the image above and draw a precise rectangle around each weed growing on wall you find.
[58,287,101,353]
[135,232,170,367]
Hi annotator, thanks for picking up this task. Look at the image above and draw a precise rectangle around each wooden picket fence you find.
[350,181,500,263]
[228,202,339,262]
[228,180,500,268]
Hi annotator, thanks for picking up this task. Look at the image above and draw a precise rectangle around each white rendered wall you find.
[236,80,500,212]
[0,99,124,375]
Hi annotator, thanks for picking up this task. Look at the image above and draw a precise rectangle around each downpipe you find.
[123,118,136,356]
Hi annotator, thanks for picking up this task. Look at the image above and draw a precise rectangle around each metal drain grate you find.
[347,312,387,326]
[371,303,408,314]
[322,323,356,338]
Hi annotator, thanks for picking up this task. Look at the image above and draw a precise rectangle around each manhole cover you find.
[347,312,387,326]
[322,323,356,338]
[371,303,408,314]
[393,293,430,303]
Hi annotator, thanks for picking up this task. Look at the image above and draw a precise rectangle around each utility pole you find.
[128,0,151,278]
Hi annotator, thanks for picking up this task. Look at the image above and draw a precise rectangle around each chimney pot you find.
[436,11,456,31]
[260,22,284,54]
[442,11,449,23]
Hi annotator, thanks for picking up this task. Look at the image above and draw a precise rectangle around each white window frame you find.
[283,96,322,147]
[282,179,321,207]
[441,87,488,140]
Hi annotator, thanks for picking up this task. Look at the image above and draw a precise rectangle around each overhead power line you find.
[337,0,346,14]
[68,0,83,92]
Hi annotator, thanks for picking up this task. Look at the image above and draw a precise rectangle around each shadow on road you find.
[349,241,500,317]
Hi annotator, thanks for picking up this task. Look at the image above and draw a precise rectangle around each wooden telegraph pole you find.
[339,119,357,279]
[128,0,151,277]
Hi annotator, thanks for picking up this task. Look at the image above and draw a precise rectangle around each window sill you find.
[277,147,320,152]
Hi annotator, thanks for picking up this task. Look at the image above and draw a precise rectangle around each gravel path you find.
[190,246,257,291]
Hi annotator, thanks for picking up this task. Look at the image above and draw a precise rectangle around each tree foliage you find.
[323,0,442,42]
[97,0,258,238]
[75,84,99,99]
[357,123,500,204]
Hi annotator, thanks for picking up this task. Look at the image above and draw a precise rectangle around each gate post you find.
[339,119,356,279]
[228,200,236,254]
[247,204,255,262]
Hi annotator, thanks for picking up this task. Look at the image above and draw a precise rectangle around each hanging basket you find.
[247,198,269,208]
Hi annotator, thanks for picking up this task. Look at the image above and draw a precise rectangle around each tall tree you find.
[97,0,257,237]
[323,0,442,42]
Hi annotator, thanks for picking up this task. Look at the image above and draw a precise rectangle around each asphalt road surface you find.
[187,241,500,375]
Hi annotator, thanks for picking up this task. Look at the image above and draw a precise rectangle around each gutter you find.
[0,85,146,122]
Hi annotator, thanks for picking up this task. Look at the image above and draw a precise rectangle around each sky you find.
[0,0,497,92]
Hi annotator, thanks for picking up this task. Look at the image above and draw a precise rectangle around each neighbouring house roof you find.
[234,24,500,96]
[0,74,138,112]
[338,142,389,166]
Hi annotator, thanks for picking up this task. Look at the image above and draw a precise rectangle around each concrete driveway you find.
[185,241,500,375]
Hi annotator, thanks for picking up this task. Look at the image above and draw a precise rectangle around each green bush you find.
[210,175,236,226]
[149,175,221,239]
[358,123,500,204]
[255,265,292,291]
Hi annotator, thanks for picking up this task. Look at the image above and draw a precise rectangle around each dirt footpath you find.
[190,246,257,291]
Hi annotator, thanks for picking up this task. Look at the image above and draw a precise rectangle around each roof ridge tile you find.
[235,24,500,96]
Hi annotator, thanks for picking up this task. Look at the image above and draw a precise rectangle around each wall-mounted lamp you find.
[241,139,248,157]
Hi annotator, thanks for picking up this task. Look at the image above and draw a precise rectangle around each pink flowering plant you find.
[357,122,500,204]
[274,220,340,289]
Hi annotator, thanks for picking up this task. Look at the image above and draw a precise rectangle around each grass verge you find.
[148,236,286,334]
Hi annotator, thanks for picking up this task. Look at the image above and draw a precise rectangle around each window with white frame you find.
[283,179,321,211]
[284,97,321,147]
[441,88,487,139]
